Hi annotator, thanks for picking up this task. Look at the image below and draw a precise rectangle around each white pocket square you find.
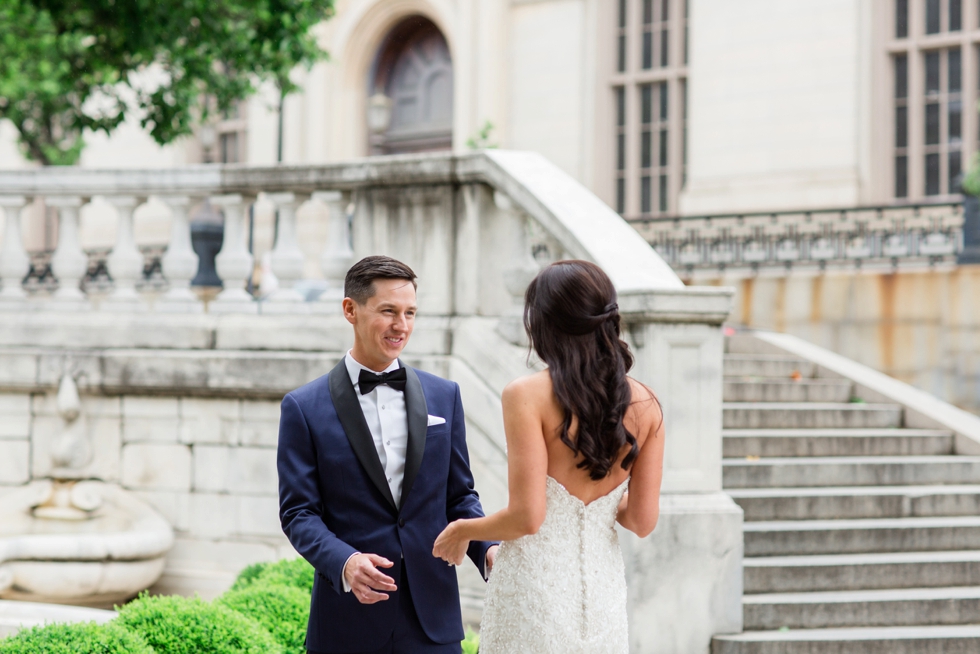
[427,414,446,426]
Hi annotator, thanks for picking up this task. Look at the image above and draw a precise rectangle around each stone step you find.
[723,429,953,458]
[723,455,980,489]
[744,516,980,556]
[743,586,980,630]
[724,379,853,403]
[744,551,980,593]
[723,403,902,429]
[711,624,980,654]
[729,485,980,521]
[723,354,816,379]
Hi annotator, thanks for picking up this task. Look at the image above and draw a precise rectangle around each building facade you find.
[3,0,969,217]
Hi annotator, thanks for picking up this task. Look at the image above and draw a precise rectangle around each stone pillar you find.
[210,194,257,313]
[617,287,743,654]
[47,196,89,309]
[0,195,28,306]
[264,192,308,311]
[157,196,203,313]
[103,196,147,312]
[313,190,354,314]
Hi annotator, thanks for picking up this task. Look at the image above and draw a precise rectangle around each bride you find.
[433,260,665,654]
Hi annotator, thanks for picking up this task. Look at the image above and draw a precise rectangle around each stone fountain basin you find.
[0,481,174,608]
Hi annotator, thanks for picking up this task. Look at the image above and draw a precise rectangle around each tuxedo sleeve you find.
[445,383,498,580]
[278,392,357,595]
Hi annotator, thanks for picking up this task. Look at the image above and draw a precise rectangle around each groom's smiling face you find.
[345,278,417,371]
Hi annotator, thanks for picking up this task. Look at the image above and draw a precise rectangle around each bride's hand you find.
[433,520,469,566]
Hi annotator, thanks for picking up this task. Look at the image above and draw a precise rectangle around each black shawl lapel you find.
[327,359,397,512]
[399,364,428,512]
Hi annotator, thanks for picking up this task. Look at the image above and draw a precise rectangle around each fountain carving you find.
[0,374,174,608]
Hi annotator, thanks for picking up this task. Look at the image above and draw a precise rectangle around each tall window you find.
[213,102,248,164]
[889,0,975,199]
[610,0,688,217]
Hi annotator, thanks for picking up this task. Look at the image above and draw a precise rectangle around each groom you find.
[278,255,498,654]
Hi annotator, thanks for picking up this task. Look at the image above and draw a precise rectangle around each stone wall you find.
[0,389,290,598]
[698,264,980,412]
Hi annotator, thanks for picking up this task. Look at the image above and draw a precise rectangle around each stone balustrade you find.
[0,151,738,653]
[629,200,965,275]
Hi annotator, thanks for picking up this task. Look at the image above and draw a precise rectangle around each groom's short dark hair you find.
[345,256,417,304]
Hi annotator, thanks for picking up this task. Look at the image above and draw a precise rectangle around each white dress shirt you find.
[345,352,409,506]
[341,351,409,592]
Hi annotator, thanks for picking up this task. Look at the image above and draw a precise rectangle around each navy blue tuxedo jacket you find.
[277,359,493,653]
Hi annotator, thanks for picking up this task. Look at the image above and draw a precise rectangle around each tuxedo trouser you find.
[309,564,462,654]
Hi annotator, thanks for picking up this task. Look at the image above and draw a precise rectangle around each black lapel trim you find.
[399,364,428,512]
[328,359,397,512]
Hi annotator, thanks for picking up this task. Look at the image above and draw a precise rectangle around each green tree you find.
[0,0,334,166]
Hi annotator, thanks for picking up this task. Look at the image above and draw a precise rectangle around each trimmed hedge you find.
[0,621,152,654]
[229,557,314,595]
[218,582,309,654]
[462,628,480,654]
[116,594,281,654]
[0,556,481,653]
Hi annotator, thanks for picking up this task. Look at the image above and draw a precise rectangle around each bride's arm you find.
[433,378,548,564]
[616,398,665,537]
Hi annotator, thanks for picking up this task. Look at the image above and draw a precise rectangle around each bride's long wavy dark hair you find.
[523,260,639,480]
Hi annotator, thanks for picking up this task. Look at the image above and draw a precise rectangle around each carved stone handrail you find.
[627,200,965,274]
[0,151,723,315]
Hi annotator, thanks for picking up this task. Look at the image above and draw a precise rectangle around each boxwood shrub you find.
[229,557,314,595]
[116,593,281,654]
[0,621,152,654]
[218,582,309,654]
[0,556,481,654]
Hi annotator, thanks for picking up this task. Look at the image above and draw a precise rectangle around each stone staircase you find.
[712,349,980,653]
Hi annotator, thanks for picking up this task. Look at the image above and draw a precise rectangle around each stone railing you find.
[628,200,966,276]
[0,151,737,653]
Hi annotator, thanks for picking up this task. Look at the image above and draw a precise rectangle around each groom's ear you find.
[342,297,358,325]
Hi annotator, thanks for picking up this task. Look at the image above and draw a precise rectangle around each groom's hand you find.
[344,553,397,604]
[486,545,499,576]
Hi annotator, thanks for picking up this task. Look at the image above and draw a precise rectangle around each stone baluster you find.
[210,194,257,313]
[103,196,146,311]
[264,192,309,311]
[0,196,28,306]
[313,190,354,314]
[495,191,540,345]
[156,196,203,312]
[47,196,90,309]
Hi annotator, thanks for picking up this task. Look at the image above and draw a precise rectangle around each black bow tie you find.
[358,367,407,394]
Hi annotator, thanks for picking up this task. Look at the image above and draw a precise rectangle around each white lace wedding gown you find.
[479,476,630,654]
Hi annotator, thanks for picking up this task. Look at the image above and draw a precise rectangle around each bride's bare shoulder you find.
[502,370,553,403]
[626,377,662,419]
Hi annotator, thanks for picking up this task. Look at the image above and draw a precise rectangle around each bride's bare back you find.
[501,369,665,535]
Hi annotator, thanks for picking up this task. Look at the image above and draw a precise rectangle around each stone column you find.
[616,287,743,654]
[0,195,28,306]
[313,190,354,314]
[263,192,308,312]
[210,194,257,313]
[103,196,147,312]
[157,196,203,313]
[47,196,89,309]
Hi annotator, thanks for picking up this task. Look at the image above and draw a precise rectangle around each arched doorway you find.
[368,16,453,154]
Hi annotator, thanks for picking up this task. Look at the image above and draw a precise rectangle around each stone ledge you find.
[0,312,452,354]
[0,599,115,639]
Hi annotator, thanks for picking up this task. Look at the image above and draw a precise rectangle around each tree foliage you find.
[0,0,334,165]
